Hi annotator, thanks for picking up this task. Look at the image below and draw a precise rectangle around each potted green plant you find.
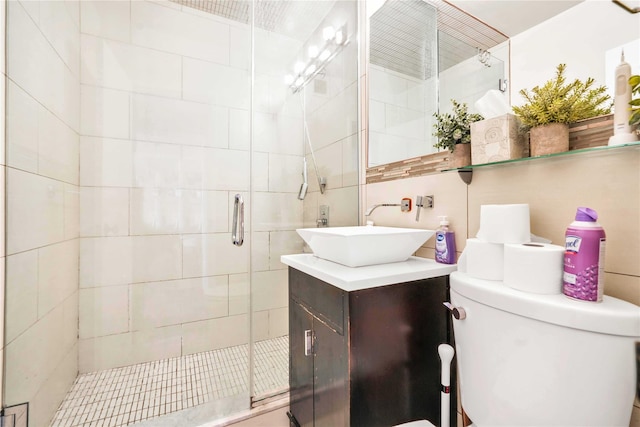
[512,63,611,156]
[433,99,484,168]
[629,74,640,128]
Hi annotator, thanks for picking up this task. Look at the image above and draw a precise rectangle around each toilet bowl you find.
[449,271,640,426]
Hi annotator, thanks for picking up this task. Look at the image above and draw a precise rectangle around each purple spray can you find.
[563,207,606,302]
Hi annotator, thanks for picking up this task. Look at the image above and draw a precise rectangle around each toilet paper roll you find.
[465,238,504,281]
[504,243,565,294]
[477,204,531,244]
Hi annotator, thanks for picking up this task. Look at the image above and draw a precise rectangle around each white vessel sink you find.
[297,226,435,267]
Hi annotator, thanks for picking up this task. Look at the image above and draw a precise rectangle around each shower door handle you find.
[232,194,244,246]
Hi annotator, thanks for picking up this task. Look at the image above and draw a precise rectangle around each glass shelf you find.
[444,140,640,175]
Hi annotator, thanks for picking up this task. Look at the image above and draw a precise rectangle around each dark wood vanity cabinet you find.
[288,267,456,427]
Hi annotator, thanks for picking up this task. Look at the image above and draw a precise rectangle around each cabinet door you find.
[313,319,348,427]
[290,302,314,427]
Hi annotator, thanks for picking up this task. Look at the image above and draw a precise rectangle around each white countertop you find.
[281,254,457,292]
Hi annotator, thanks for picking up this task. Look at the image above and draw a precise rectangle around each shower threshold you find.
[50,336,289,427]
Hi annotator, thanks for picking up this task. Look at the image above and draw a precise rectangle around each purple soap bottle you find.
[435,216,456,264]
[563,207,606,302]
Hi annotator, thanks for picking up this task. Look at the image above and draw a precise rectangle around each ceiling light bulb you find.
[294,62,305,74]
[335,29,344,45]
[308,45,319,58]
[322,26,335,41]
[319,49,331,61]
[305,64,317,76]
[284,74,294,85]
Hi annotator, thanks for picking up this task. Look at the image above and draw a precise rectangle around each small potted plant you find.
[512,63,611,156]
[433,99,484,168]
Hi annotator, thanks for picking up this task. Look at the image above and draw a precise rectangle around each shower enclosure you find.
[1,1,359,426]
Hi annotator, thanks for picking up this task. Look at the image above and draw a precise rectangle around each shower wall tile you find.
[131,94,229,147]
[7,1,80,131]
[130,276,229,330]
[307,81,358,151]
[81,34,182,98]
[130,188,180,235]
[252,232,270,273]
[79,285,129,339]
[181,314,249,355]
[268,153,303,193]
[6,81,39,173]
[253,112,303,156]
[80,136,133,187]
[182,234,249,278]
[79,326,182,373]
[81,85,130,139]
[342,134,359,187]
[131,1,230,65]
[229,25,250,70]
[268,307,289,338]
[80,187,130,237]
[205,148,250,191]
[38,240,79,318]
[252,270,288,312]
[64,183,80,240]
[80,237,133,288]
[80,0,131,43]
[254,28,301,77]
[229,273,249,316]
[37,106,80,185]
[229,108,250,150]
[269,230,304,271]
[5,250,38,344]
[318,185,359,228]
[39,0,81,75]
[133,140,181,188]
[252,192,303,232]
[132,235,182,283]
[252,310,269,342]
[314,142,344,190]
[202,190,229,233]
[6,169,65,255]
[252,152,269,192]
[182,57,250,109]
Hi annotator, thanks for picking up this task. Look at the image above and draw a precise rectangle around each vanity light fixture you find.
[287,24,349,93]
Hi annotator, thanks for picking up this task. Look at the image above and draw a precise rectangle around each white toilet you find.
[447,270,640,426]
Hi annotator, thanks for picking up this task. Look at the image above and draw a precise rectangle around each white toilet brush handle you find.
[438,344,455,427]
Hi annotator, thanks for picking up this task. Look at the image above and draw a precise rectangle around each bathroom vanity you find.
[281,254,457,427]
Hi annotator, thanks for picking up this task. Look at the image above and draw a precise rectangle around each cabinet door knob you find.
[443,302,466,320]
[304,329,313,356]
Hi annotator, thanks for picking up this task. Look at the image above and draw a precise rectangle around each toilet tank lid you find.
[450,272,640,337]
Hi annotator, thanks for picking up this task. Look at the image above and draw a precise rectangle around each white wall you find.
[4,1,81,426]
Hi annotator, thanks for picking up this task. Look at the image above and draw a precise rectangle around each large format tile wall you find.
[77,0,304,373]
[364,2,640,424]
[0,0,6,411]
[4,1,81,426]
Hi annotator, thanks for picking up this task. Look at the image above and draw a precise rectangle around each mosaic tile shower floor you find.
[50,336,289,427]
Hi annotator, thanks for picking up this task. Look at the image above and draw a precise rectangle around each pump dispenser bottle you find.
[435,216,456,264]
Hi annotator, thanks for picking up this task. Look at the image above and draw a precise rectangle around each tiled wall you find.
[0,0,6,411]
[4,1,81,426]
[364,2,640,424]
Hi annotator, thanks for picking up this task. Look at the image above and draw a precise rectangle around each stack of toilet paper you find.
[458,204,565,294]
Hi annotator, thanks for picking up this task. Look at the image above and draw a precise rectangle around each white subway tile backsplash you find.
[7,169,65,255]
[79,285,129,339]
[132,235,182,283]
[81,85,130,139]
[80,137,133,187]
[80,1,131,43]
[80,237,133,288]
[80,187,129,237]
[131,1,230,65]
[38,240,79,319]
[182,57,249,109]
[5,250,38,344]
[130,276,229,330]
[81,34,182,98]
[182,234,248,278]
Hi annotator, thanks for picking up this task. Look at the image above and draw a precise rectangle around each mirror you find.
[367,0,508,168]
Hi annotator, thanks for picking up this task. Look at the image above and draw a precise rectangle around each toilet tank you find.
[449,271,640,427]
